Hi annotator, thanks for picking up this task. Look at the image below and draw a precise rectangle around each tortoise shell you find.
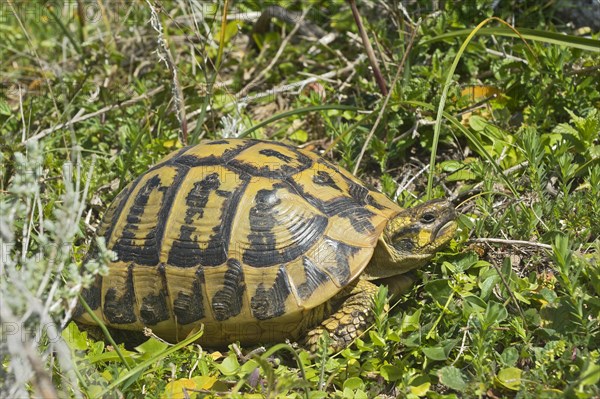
[77,139,403,345]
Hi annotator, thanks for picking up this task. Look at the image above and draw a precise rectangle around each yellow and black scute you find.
[75,139,401,346]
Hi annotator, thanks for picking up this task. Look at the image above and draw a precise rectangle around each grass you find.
[1,1,599,398]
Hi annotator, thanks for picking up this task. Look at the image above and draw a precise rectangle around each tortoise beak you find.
[430,200,458,241]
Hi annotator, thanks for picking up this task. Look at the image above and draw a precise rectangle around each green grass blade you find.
[404,100,521,201]
[426,17,531,199]
[46,5,82,54]
[77,294,132,370]
[95,329,205,398]
[421,27,600,52]
[427,18,494,198]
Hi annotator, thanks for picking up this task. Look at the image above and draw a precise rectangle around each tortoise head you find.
[365,199,457,280]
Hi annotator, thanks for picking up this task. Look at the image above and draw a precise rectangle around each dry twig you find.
[352,20,421,174]
[24,86,165,144]
[470,237,553,250]
[348,0,388,96]
[238,7,312,97]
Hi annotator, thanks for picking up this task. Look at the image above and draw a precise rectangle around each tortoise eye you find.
[420,213,436,224]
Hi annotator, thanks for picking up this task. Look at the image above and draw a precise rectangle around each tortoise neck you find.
[363,238,399,280]
[364,237,431,281]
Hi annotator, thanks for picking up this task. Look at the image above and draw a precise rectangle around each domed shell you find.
[77,139,402,344]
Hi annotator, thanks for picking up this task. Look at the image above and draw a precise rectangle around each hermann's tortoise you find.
[75,139,457,351]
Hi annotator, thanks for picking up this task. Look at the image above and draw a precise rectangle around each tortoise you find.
[75,139,457,351]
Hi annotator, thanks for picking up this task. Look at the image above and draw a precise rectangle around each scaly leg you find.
[304,274,420,352]
[305,279,379,352]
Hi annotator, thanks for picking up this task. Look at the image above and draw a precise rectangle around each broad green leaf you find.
[343,377,365,391]
[192,375,217,390]
[217,354,240,376]
[446,169,478,181]
[425,279,452,306]
[355,390,368,399]
[309,391,329,399]
[579,362,600,387]
[422,346,447,361]
[409,375,431,396]
[438,366,467,392]
[239,359,260,374]
[483,302,508,328]
[289,129,308,143]
[479,275,500,300]
[500,347,519,367]
[369,331,386,347]
[62,322,88,351]
[463,294,487,311]
[401,309,422,332]
[0,99,11,116]
[495,367,522,391]
[380,365,403,381]
[410,382,431,396]
[135,337,169,360]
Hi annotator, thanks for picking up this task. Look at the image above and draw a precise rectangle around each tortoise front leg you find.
[304,274,420,352]
[305,279,379,352]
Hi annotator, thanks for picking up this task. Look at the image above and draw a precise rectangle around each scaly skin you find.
[305,199,457,352]
[305,279,379,352]
[304,275,419,352]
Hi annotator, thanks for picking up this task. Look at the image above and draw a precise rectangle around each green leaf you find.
[495,367,522,391]
[354,390,368,399]
[409,376,431,396]
[218,21,239,44]
[0,99,11,116]
[216,354,240,376]
[161,378,198,399]
[288,129,308,143]
[463,294,487,311]
[239,359,260,374]
[62,322,89,351]
[422,346,447,361]
[479,275,500,300]
[369,331,386,347]
[438,366,467,392]
[468,115,488,131]
[482,302,508,328]
[135,337,169,360]
[343,377,365,391]
[401,309,422,332]
[579,362,600,387]
[380,365,403,381]
[309,391,328,399]
[446,169,478,181]
[425,279,452,306]
[500,347,519,367]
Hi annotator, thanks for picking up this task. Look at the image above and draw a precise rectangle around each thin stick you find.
[25,86,165,144]
[147,1,187,143]
[348,0,388,96]
[186,55,365,121]
[490,260,527,326]
[215,0,230,69]
[238,8,311,97]
[352,20,420,175]
[470,237,553,250]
